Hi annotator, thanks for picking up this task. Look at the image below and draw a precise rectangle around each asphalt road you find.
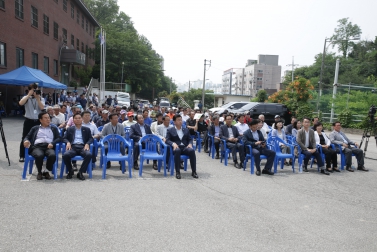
[0,116,376,252]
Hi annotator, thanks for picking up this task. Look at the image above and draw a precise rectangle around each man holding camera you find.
[242,120,276,176]
[18,83,45,162]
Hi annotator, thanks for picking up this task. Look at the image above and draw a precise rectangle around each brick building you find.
[0,0,100,87]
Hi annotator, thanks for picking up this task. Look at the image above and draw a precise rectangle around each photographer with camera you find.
[18,83,45,162]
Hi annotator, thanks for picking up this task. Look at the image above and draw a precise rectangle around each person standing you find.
[18,83,45,162]
[62,113,93,180]
[23,112,61,180]
[166,114,198,179]
[220,114,245,169]
[296,118,329,175]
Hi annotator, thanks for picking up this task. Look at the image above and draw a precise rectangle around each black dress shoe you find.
[72,163,78,172]
[357,166,369,171]
[204,149,209,153]
[262,169,274,175]
[303,167,308,172]
[19,157,25,162]
[77,172,85,180]
[37,172,43,180]
[215,154,220,159]
[42,172,51,180]
[321,169,330,175]
[234,162,240,169]
[240,163,244,169]
[106,161,111,169]
[256,170,261,176]
[176,173,181,179]
[346,166,354,172]
[333,167,340,172]
[192,172,198,178]
[134,162,139,170]
[66,170,74,179]
[153,163,158,170]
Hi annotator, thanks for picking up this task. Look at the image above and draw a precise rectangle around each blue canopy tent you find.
[0,66,67,89]
[0,66,67,115]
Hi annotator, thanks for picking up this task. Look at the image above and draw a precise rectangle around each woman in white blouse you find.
[314,122,339,172]
[271,120,290,165]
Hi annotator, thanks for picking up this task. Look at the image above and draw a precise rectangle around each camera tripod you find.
[359,115,377,159]
[0,115,10,165]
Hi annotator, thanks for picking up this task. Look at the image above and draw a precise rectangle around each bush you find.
[337,109,352,128]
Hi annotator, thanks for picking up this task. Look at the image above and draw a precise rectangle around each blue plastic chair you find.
[190,131,202,152]
[269,137,296,173]
[207,132,215,159]
[167,145,190,176]
[60,143,94,179]
[101,134,133,179]
[220,139,232,166]
[243,144,272,175]
[22,144,60,180]
[331,143,358,170]
[98,126,103,132]
[138,135,168,177]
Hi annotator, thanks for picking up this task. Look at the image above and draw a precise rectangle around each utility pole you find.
[188,80,191,91]
[170,77,172,94]
[286,56,299,83]
[330,59,340,123]
[201,59,211,107]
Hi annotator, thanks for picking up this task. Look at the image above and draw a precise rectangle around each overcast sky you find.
[118,0,377,85]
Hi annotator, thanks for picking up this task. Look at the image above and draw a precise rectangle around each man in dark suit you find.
[129,114,153,170]
[23,112,61,180]
[62,113,93,180]
[208,115,221,159]
[242,120,276,176]
[166,114,198,179]
[220,114,245,168]
[296,118,329,175]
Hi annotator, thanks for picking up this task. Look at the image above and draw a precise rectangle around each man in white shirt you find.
[258,114,270,133]
[181,108,190,122]
[52,105,65,127]
[151,113,163,135]
[122,111,137,127]
[235,114,249,136]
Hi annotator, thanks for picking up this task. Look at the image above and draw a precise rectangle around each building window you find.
[43,15,49,34]
[81,15,84,29]
[53,22,58,39]
[31,6,38,27]
[53,60,58,75]
[257,77,262,81]
[0,42,6,67]
[15,0,24,19]
[63,0,67,12]
[81,42,84,53]
[0,0,5,9]
[258,70,263,73]
[16,47,24,67]
[70,2,74,19]
[32,53,38,69]
[62,28,67,42]
[71,34,74,47]
[77,10,79,24]
[44,57,49,74]
[76,39,79,51]
[86,19,88,32]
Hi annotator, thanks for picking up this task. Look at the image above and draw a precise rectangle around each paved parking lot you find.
[0,116,376,251]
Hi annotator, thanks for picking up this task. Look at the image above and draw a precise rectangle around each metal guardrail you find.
[320,112,367,123]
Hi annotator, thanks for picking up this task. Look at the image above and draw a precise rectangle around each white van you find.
[116,92,131,107]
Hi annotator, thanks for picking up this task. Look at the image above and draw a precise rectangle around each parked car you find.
[227,102,259,114]
[116,92,131,108]
[248,103,291,125]
[209,101,251,115]
[159,101,170,110]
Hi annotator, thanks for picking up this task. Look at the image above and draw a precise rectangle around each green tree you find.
[255,90,268,102]
[330,17,362,57]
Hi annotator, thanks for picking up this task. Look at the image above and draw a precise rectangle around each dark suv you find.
[248,103,291,125]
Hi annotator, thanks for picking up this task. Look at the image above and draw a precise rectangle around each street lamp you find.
[121,62,124,84]
[317,36,360,111]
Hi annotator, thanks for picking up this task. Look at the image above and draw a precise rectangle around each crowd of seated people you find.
[20,91,369,181]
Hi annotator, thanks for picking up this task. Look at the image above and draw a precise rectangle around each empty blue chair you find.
[101,134,133,179]
[269,137,296,173]
[138,135,168,177]
[22,144,60,180]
